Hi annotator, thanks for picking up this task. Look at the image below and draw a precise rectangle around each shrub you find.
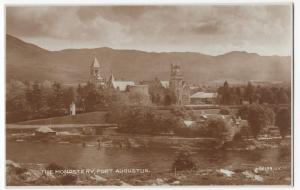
[59,175,77,185]
[232,131,243,142]
[219,108,231,115]
[15,167,28,175]
[172,147,197,172]
[173,125,199,137]
[46,162,64,171]
[110,106,183,135]
[275,107,291,138]
[170,106,190,119]
[206,118,229,139]
[237,105,249,120]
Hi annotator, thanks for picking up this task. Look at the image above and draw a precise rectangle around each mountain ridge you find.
[6,34,291,84]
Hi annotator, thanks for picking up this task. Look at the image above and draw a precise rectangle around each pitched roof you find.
[108,73,115,83]
[190,92,217,99]
[91,57,100,68]
[112,81,135,91]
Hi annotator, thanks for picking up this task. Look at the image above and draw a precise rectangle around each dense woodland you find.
[217,81,291,105]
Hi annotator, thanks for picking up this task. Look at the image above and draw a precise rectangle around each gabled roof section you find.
[108,73,115,83]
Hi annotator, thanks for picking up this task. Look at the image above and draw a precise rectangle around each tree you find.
[62,87,75,109]
[76,84,85,110]
[245,82,254,104]
[106,106,181,135]
[229,88,240,105]
[206,118,233,142]
[6,80,28,112]
[246,104,269,138]
[237,105,249,120]
[164,95,172,106]
[222,81,230,104]
[171,106,189,119]
[85,89,99,111]
[155,94,161,105]
[164,89,176,105]
[47,82,64,114]
[260,88,275,104]
[26,81,43,112]
[6,80,31,122]
[262,104,275,125]
[235,87,243,104]
[275,108,291,138]
[277,88,289,104]
[128,91,150,105]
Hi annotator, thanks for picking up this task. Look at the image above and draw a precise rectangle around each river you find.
[6,141,291,173]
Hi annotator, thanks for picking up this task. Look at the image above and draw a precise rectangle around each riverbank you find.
[6,159,291,186]
[7,132,291,151]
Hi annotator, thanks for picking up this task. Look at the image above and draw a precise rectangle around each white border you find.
[0,1,296,190]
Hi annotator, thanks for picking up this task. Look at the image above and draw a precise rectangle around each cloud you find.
[6,4,292,56]
[191,21,223,34]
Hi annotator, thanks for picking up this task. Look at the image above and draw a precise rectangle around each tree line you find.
[6,80,135,123]
[7,80,75,122]
[218,81,290,105]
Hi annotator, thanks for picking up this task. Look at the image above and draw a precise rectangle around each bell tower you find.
[169,63,184,104]
[90,57,104,85]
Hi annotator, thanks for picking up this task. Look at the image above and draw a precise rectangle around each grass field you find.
[16,111,108,125]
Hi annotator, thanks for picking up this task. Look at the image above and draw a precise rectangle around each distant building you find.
[169,63,190,105]
[190,92,218,104]
[107,73,135,91]
[140,65,190,105]
[90,57,105,86]
[87,58,191,105]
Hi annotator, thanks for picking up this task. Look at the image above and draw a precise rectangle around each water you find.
[6,141,291,172]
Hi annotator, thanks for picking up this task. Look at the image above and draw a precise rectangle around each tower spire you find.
[92,57,100,68]
[90,56,103,85]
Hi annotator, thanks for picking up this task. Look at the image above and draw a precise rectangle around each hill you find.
[6,34,292,83]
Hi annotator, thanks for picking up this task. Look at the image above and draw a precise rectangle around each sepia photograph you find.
[5,2,293,186]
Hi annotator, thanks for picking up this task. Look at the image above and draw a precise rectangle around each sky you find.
[6,4,292,56]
